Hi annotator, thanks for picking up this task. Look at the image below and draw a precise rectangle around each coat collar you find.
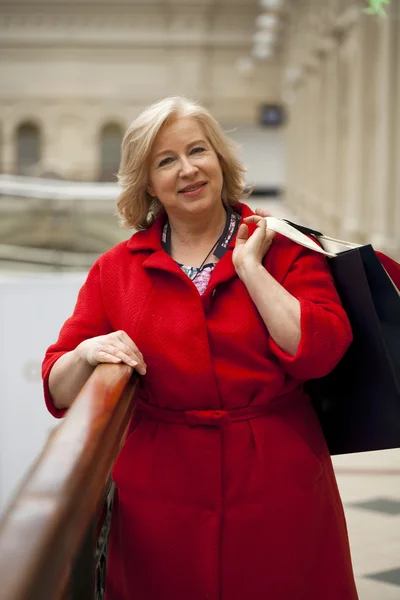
[126,202,259,288]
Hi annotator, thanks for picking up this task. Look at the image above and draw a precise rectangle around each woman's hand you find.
[76,330,147,375]
[233,215,275,278]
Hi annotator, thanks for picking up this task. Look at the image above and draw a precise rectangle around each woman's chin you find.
[179,193,220,213]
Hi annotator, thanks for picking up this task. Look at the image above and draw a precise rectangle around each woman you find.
[42,96,358,600]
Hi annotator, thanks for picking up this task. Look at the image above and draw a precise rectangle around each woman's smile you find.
[178,181,208,197]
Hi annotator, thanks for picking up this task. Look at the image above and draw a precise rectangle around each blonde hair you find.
[117,96,251,229]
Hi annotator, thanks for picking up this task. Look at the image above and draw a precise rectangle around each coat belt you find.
[135,392,303,427]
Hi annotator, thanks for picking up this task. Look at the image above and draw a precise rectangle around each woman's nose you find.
[179,156,198,177]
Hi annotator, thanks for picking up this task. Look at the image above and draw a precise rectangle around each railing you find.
[0,174,121,202]
[0,363,137,600]
[0,243,100,268]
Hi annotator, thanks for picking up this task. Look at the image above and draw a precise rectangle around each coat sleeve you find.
[268,245,353,381]
[42,260,113,418]
[375,250,400,289]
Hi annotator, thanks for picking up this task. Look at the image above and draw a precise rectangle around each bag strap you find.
[264,217,335,257]
[265,217,361,258]
[266,217,399,293]
[282,219,324,237]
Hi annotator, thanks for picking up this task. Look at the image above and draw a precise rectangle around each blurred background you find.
[0,0,399,598]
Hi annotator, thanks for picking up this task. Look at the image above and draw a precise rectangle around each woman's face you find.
[147,117,224,220]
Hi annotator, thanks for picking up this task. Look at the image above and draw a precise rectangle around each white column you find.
[321,39,340,235]
[392,1,400,259]
[362,13,395,253]
[304,62,321,226]
[286,78,302,214]
[2,119,16,175]
[297,76,309,217]
[337,22,363,242]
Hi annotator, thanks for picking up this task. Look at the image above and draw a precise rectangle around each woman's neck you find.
[167,202,227,266]
[168,203,227,248]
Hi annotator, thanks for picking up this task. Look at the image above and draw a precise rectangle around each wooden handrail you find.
[0,363,137,600]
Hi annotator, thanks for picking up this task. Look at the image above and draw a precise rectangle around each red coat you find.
[42,203,358,600]
[376,250,400,289]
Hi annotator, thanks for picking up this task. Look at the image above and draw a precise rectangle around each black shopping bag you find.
[305,244,400,455]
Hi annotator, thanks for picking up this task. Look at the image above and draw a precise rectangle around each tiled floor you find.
[334,450,400,599]
[254,197,400,599]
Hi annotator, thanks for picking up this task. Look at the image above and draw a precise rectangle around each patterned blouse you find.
[162,221,219,296]
[179,263,217,296]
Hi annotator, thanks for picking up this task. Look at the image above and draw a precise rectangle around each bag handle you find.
[264,217,361,258]
[264,217,335,257]
[266,217,399,293]
[282,219,324,238]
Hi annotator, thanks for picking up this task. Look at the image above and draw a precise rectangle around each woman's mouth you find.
[178,182,207,197]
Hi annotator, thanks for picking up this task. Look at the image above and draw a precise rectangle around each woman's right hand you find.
[76,330,147,375]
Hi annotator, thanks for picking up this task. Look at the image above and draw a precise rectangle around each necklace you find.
[189,237,221,282]
[162,206,240,282]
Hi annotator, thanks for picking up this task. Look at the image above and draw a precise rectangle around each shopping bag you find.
[266,218,400,455]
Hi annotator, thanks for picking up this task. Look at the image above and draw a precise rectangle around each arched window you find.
[99,123,123,182]
[16,122,41,175]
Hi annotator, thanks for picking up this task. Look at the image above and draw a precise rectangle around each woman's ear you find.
[146,182,155,197]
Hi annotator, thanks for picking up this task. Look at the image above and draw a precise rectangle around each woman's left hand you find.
[232,215,275,278]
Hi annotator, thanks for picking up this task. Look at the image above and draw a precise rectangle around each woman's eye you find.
[190,146,206,155]
[158,157,174,167]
